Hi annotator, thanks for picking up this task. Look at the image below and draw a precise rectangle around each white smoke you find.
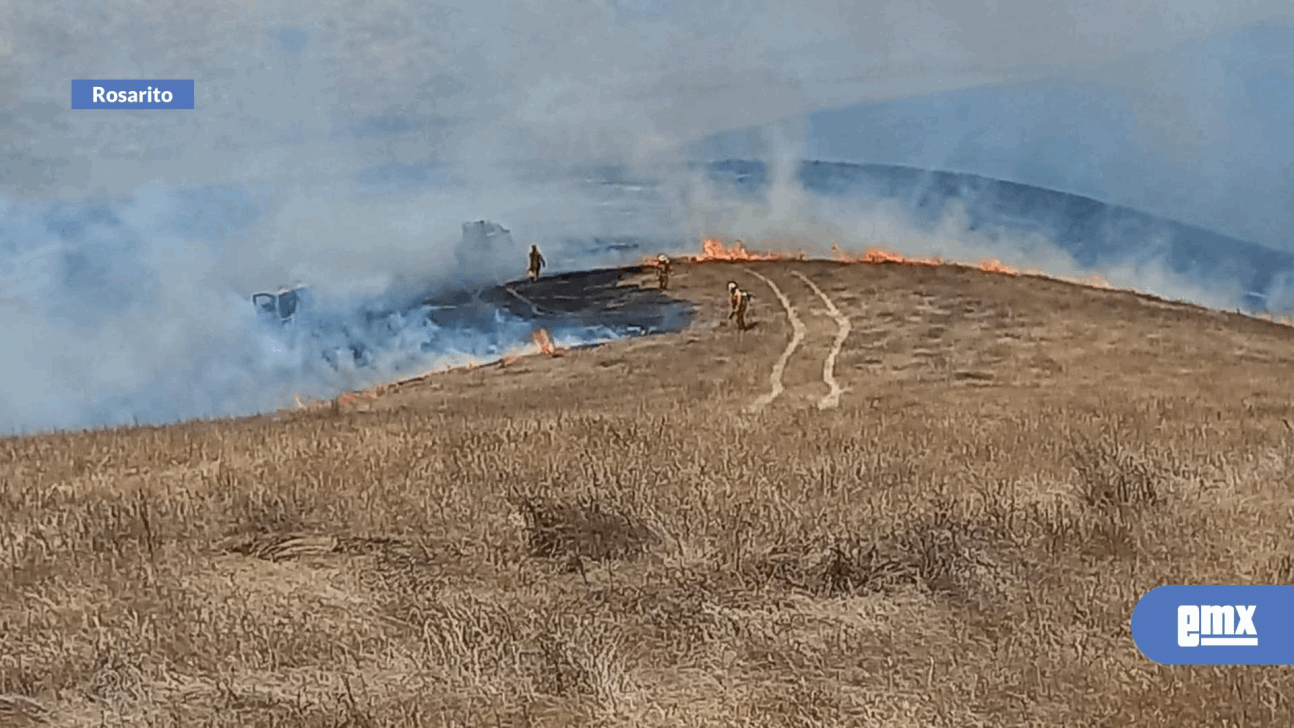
[0,0,1288,433]
[674,122,1249,313]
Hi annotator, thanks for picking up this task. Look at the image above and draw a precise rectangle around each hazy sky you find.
[804,18,1294,249]
[2,0,1288,198]
[1,0,1292,432]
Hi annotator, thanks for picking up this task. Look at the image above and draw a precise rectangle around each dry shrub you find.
[415,593,526,682]
[1071,437,1173,511]
[576,572,741,660]
[748,510,1020,608]
[47,493,158,557]
[213,485,336,561]
[223,487,312,538]
[0,694,49,726]
[139,676,397,728]
[512,494,660,566]
[334,535,428,558]
[81,648,149,708]
[1024,498,1143,562]
[1260,553,1294,584]
[1025,436,1186,562]
[365,546,453,614]
[220,533,340,562]
[531,620,634,712]
[407,592,634,713]
[745,679,849,727]
[0,663,42,702]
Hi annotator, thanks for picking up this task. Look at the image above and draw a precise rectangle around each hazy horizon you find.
[1,0,1291,433]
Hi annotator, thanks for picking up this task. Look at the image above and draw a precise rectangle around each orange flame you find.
[977,259,1017,277]
[688,238,795,263]
[693,237,1027,279]
[533,327,561,356]
[831,244,942,268]
[685,237,1014,278]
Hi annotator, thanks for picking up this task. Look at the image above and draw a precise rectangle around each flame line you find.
[743,268,804,413]
[790,271,851,410]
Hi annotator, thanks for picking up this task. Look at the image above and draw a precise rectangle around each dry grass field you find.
[5,257,1294,726]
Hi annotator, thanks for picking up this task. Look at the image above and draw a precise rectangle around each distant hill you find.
[696,159,1294,311]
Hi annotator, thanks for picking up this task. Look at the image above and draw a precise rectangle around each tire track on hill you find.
[743,267,805,412]
[790,271,852,410]
[505,286,546,317]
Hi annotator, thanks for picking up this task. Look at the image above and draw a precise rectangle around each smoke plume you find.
[0,0,1288,433]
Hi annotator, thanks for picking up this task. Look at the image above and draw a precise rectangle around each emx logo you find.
[1133,586,1293,664]
[1177,605,1257,647]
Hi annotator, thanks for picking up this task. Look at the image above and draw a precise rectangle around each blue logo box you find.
[71,80,195,110]
[1132,585,1294,665]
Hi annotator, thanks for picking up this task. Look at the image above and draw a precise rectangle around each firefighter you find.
[727,280,752,330]
[656,254,672,290]
[527,244,546,283]
[733,288,752,331]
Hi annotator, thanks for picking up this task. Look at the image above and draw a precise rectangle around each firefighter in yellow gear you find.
[527,245,546,283]
[656,254,672,290]
[727,280,751,330]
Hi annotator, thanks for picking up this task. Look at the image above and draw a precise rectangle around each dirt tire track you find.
[743,267,805,413]
[507,285,577,320]
[790,271,852,410]
[505,286,546,317]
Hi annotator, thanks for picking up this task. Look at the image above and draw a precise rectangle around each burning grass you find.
[688,236,1022,278]
[532,327,562,356]
[5,260,1294,726]
[693,236,1127,294]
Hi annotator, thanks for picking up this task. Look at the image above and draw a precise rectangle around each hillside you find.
[4,257,1294,726]
[704,158,1294,309]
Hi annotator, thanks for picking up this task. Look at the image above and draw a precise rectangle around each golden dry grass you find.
[5,259,1294,726]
